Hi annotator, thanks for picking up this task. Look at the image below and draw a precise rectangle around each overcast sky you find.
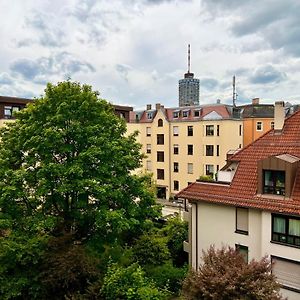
[1,0,300,109]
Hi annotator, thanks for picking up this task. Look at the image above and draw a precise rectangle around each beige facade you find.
[186,202,299,300]
[127,105,243,199]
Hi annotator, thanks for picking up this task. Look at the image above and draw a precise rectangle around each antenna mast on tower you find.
[188,44,191,73]
[232,75,237,107]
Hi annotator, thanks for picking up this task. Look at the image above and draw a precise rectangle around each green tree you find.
[182,245,283,300]
[161,216,188,266]
[100,263,167,300]
[0,81,159,243]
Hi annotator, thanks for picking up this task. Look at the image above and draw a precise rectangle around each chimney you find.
[146,104,152,110]
[252,98,260,105]
[274,101,285,131]
[155,103,161,110]
[216,99,221,104]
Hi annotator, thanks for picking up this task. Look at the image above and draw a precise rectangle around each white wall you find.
[190,202,300,300]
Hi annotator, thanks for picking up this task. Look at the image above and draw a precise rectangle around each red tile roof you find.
[129,104,233,123]
[177,110,300,215]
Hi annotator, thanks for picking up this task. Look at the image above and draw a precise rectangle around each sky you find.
[0,0,300,109]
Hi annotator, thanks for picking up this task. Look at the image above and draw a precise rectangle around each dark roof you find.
[239,104,274,118]
[0,96,32,105]
[177,110,300,215]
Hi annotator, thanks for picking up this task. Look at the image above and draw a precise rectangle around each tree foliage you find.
[100,263,167,300]
[182,245,283,300]
[0,81,159,242]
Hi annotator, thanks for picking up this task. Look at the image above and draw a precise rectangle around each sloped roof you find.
[177,110,300,215]
[129,104,233,123]
[239,104,274,118]
[0,95,32,105]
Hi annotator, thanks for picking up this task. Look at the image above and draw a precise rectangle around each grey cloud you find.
[202,0,300,57]
[116,64,132,82]
[250,65,287,84]
[0,73,14,85]
[18,12,66,48]
[200,78,219,90]
[10,52,95,83]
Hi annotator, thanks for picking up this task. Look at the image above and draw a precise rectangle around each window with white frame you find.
[236,207,249,235]
[173,144,179,155]
[205,164,214,176]
[146,160,152,171]
[146,144,151,154]
[146,127,151,136]
[173,126,179,136]
[188,163,193,174]
[256,121,263,131]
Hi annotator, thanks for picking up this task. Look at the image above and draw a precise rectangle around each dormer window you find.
[194,110,200,117]
[147,112,153,119]
[173,110,180,118]
[263,170,285,195]
[182,110,189,118]
[257,154,299,198]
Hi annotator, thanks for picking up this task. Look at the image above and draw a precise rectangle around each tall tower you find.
[178,44,200,107]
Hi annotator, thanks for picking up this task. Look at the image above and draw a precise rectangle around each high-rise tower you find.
[178,44,200,107]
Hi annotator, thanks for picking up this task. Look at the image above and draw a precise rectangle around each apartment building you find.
[177,102,300,300]
[127,102,243,199]
[0,96,32,126]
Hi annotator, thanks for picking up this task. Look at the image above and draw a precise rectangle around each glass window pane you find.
[274,217,286,234]
[289,219,300,236]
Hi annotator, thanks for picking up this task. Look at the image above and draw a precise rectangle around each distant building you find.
[127,101,243,200]
[178,101,300,300]
[237,98,299,146]
[179,45,200,107]
[113,105,133,122]
[0,96,32,126]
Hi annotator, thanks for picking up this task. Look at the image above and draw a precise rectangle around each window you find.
[158,119,163,127]
[206,145,214,156]
[173,144,179,155]
[174,162,179,173]
[157,151,164,162]
[147,112,153,119]
[173,126,179,136]
[256,121,263,131]
[146,127,151,136]
[263,170,285,195]
[205,164,214,176]
[206,125,214,136]
[174,180,179,191]
[194,110,200,117]
[272,214,300,247]
[188,144,193,155]
[188,163,193,174]
[217,125,219,136]
[187,126,193,136]
[157,169,164,180]
[271,121,274,129]
[271,257,300,291]
[146,144,151,154]
[173,111,179,118]
[239,124,242,136]
[216,145,219,156]
[4,106,20,119]
[182,110,189,118]
[157,134,164,145]
[146,160,152,171]
[236,207,248,235]
[235,244,248,263]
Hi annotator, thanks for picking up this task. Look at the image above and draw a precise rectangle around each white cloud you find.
[0,0,300,108]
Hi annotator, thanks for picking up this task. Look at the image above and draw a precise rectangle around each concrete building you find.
[127,102,243,200]
[178,102,300,300]
[178,45,200,107]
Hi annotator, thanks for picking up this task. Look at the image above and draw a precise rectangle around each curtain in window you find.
[264,171,272,186]
[289,219,300,236]
[273,217,285,233]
